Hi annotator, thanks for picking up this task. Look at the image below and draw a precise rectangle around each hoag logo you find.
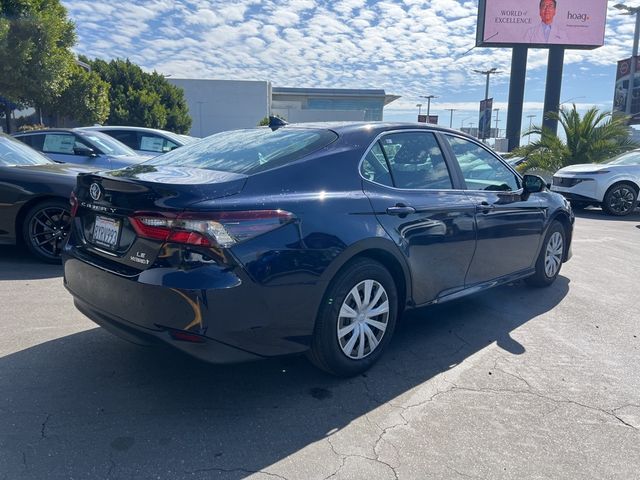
[567,11,589,22]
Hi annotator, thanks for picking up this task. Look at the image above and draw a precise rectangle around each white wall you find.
[168,79,270,137]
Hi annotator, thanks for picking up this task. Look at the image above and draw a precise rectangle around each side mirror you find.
[73,145,97,157]
[522,174,546,194]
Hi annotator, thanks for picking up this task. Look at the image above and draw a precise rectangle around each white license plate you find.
[93,216,120,249]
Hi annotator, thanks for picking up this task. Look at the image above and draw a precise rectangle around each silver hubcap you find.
[544,231,563,278]
[608,187,636,214]
[337,279,389,360]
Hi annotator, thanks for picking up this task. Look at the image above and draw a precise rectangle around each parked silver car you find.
[13,129,150,169]
[78,126,197,156]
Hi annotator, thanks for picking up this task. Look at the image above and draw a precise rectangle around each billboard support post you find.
[542,46,565,135]
[626,10,640,114]
[506,46,528,151]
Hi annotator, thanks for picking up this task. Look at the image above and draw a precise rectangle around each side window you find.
[109,131,139,150]
[140,135,177,153]
[361,143,393,186]
[42,134,76,155]
[445,135,520,192]
[380,132,452,190]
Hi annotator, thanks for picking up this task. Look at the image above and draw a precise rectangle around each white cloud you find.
[63,0,631,122]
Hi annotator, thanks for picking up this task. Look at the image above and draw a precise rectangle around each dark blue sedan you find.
[63,121,573,376]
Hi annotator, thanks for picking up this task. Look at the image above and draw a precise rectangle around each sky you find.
[61,0,639,134]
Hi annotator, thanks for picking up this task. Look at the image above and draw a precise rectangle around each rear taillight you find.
[70,191,79,217]
[129,210,294,247]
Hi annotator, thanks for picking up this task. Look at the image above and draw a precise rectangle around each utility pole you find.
[416,103,423,116]
[445,108,456,128]
[420,95,438,120]
[614,3,640,116]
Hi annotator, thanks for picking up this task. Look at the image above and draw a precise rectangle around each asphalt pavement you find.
[0,208,639,479]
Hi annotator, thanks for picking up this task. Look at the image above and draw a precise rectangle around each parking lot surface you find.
[1,209,639,479]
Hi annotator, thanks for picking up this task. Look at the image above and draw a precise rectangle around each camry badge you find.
[89,183,102,201]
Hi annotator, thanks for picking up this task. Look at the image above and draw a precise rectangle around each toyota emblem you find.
[89,183,102,201]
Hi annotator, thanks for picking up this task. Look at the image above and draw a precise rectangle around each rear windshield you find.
[0,135,52,166]
[147,127,338,174]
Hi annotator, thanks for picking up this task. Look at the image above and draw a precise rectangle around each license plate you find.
[93,216,121,249]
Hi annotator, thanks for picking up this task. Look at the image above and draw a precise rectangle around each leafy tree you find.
[514,105,637,172]
[43,63,110,125]
[83,57,192,134]
[0,0,76,131]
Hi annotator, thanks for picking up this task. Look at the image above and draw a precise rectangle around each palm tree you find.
[513,105,637,172]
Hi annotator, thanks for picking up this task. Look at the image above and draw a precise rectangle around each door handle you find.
[386,204,416,216]
[477,201,496,213]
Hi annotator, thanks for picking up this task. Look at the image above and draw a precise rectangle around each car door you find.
[361,130,477,305]
[442,134,546,285]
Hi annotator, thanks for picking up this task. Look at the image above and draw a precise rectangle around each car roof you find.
[79,125,182,135]
[271,121,474,140]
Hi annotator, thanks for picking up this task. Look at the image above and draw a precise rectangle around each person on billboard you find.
[524,0,568,44]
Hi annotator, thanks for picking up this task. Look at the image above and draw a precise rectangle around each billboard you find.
[478,98,493,140]
[476,0,608,49]
[427,115,438,124]
[613,57,640,124]
[417,114,427,123]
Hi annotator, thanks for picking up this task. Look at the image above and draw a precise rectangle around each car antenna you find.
[268,116,287,131]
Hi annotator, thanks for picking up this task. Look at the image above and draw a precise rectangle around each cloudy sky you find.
[61,0,637,131]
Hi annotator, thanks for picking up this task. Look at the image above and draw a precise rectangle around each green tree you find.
[0,0,76,131]
[514,105,636,172]
[43,63,110,125]
[84,58,192,134]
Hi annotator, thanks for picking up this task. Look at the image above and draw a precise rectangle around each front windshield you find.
[606,150,640,166]
[148,127,338,174]
[0,135,52,167]
[78,131,138,157]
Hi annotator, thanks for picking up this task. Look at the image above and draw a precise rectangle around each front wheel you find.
[525,221,565,288]
[602,183,638,216]
[308,258,398,377]
[22,199,71,263]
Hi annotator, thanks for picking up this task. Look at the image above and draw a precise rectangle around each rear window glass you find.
[147,128,338,174]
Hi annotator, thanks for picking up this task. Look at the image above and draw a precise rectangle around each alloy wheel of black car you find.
[22,199,71,263]
[525,221,565,288]
[603,183,638,216]
[308,258,398,377]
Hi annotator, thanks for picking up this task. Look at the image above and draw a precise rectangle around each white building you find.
[168,79,400,137]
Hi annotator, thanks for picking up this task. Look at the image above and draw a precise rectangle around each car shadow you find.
[573,207,640,222]
[0,245,62,280]
[0,277,570,478]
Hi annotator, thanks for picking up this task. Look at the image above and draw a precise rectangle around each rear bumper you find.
[73,296,261,363]
[63,250,318,362]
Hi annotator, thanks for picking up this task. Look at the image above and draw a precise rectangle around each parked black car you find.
[63,122,574,376]
[0,134,87,262]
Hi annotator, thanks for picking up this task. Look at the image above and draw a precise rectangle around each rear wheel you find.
[525,221,565,288]
[602,182,638,216]
[308,259,398,377]
[22,199,71,263]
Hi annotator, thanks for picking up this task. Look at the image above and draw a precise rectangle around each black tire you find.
[22,199,71,263]
[602,182,638,216]
[525,221,565,288]
[308,258,398,377]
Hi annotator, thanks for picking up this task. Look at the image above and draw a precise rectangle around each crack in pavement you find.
[326,436,399,480]
[447,465,486,479]
[40,414,51,439]
[183,466,288,479]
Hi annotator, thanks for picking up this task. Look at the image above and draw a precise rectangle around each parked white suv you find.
[551,150,640,216]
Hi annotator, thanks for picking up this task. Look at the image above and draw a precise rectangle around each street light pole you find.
[416,103,423,116]
[445,108,456,128]
[420,95,438,121]
[473,68,500,102]
[526,114,536,144]
[493,108,500,137]
[614,3,640,116]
